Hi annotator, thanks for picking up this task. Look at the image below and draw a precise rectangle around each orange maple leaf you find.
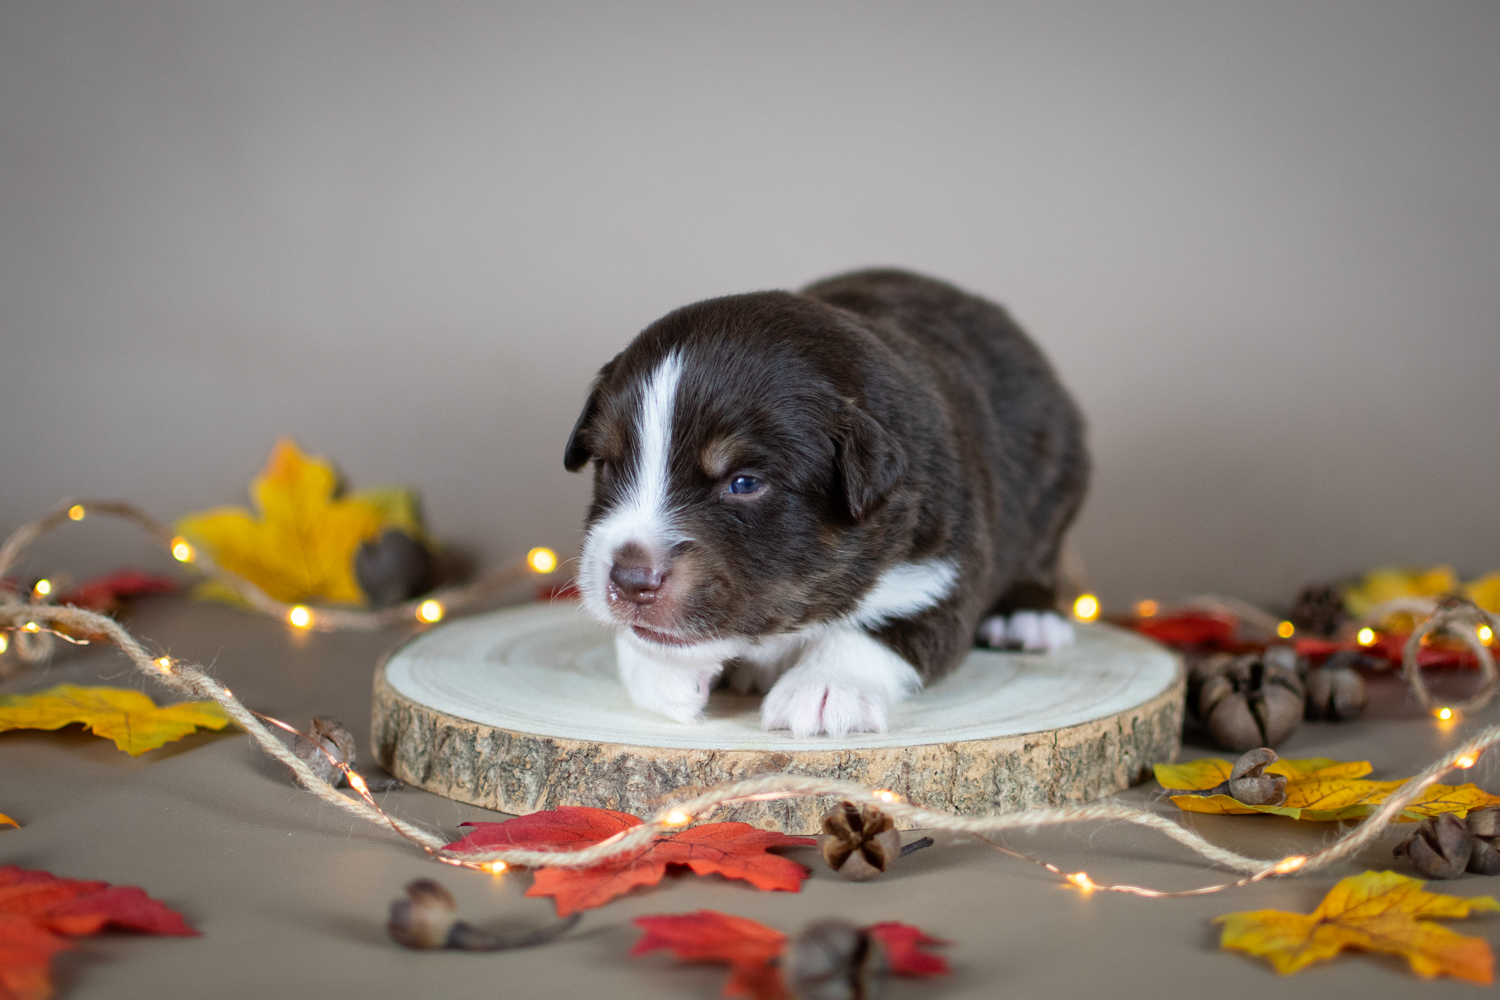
[1216,870,1500,982]
[444,806,816,916]
[0,865,196,1000]
[1156,756,1500,822]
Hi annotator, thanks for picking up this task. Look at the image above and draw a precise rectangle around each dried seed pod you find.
[356,529,436,608]
[1303,665,1368,721]
[785,919,888,1000]
[291,716,403,791]
[1185,652,1236,722]
[1289,583,1347,638]
[1396,812,1473,879]
[820,802,902,881]
[1196,653,1305,751]
[387,879,581,951]
[1226,748,1288,806]
[1467,807,1500,876]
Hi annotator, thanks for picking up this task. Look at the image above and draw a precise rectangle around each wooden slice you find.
[373,603,1183,834]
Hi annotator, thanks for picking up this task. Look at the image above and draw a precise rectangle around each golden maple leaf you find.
[1465,571,1500,615]
[1155,756,1500,822]
[0,811,16,828]
[1342,565,1460,622]
[175,439,417,606]
[0,684,232,756]
[1216,870,1500,982]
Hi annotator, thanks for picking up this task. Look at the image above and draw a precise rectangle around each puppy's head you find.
[565,292,907,655]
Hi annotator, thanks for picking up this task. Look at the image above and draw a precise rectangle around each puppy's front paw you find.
[760,681,889,738]
[1005,610,1076,652]
[615,637,718,724]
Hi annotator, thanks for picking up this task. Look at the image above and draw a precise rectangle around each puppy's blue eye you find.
[728,475,762,495]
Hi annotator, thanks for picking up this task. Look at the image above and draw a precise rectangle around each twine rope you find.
[2,501,1498,884]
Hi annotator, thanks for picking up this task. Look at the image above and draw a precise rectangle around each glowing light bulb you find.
[67,504,86,521]
[1455,754,1478,769]
[417,600,444,623]
[0,635,8,655]
[1276,620,1295,639]
[664,810,692,827]
[527,547,558,574]
[1356,627,1377,646]
[1436,707,1454,721]
[32,579,52,597]
[287,605,313,629]
[170,537,194,562]
[345,771,370,795]
[873,789,898,804]
[1072,594,1100,622]
[1480,625,1494,645]
[1273,855,1307,874]
[481,861,507,874]
[23,622,39,633]
[154,656,173,674]
[1135,599,1158,618]
[1066,871,1097,893]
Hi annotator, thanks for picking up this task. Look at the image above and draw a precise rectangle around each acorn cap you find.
[388,879,458,949]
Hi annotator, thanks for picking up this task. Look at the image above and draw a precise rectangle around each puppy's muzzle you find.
[608,557,666,605]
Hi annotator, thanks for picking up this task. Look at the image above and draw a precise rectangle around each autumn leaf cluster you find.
[0,685,232,756]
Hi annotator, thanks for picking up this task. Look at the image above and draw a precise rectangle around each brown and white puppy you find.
[564,270,1089,737]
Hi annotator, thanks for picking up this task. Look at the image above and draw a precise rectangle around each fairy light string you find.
[1,501,1498,897]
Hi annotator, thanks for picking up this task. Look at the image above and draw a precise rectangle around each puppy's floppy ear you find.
[564,362,615,472]
[833,399,906,520]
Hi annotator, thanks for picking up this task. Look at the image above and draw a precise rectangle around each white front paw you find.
[761,680,889,738]
[1006,610,1075,651]
[615,635,719,724]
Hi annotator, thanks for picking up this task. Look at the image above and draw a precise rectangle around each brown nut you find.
[785,919,888,1000]
[820,802,903,882]
[1197,653,1305,751]
[1467,807,1500,876]
[1396,813,1473,879]
[1303,666,1368,722]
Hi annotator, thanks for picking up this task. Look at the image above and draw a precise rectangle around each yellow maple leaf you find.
[0,812,16,828]
[1465,571,1500,615]
[1155,757,1500,822]
[1342,565,1459,626]
[1216,870,1500,982]
[0,684,233,756]
[176,439,394,606]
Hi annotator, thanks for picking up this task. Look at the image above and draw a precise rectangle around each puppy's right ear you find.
[564,363,614,472]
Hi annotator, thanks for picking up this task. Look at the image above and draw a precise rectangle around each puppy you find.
[564,269,1089,737]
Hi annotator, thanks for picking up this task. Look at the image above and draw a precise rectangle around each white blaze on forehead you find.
[578,351,687,624]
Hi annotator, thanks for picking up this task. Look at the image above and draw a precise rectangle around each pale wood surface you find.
[373,603,1184,832]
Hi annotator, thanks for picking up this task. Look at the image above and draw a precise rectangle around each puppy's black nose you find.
[609,560,666,604]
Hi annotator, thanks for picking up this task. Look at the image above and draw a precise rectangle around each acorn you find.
[1466,807,1500,876]
[387,879,580,951]
[1196,652,1305,751]
[1303,664,1368,722]
[784,919,888,1000]
[355,529,436,608]
[1395,813,1473,879]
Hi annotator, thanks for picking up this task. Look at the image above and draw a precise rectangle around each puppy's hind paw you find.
[976,611,1076,652]
[761,682,889,738]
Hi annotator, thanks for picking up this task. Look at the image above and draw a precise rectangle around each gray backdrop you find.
[2,0,1497,610]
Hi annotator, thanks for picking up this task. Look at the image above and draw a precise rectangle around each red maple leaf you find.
[55,570,177,614]
[866,921,952,975]
[444,806,816,916]
[0,866,195,1000]
[631,910,951,1000]
[633,910,788,1000]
